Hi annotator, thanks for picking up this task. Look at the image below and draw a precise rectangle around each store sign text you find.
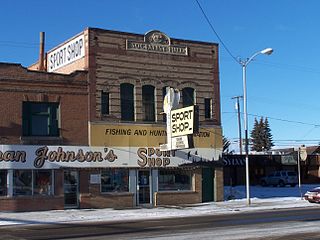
[0,146,118,168]
[34,146,117,168]
[127,41,187,56]
[47,34,85,72]
[0,150,26,163]
[137,148,174,167]
[171,106,195,137]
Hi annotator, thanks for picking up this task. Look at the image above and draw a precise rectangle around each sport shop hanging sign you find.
[47,34,85,72]
[126,30,188,56]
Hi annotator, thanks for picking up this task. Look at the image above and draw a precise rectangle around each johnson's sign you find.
[47,34,85,72]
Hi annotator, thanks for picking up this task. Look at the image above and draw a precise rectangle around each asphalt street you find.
[1,207,320,240]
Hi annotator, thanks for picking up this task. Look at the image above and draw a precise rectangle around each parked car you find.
[304,187,320,203]
[260,171,298,187]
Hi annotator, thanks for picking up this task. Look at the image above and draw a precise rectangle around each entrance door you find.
[138,170,150,205]
[202,167,214,202]
[64,170,79,208]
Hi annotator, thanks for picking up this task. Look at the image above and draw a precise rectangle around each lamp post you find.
[239,48,273,206]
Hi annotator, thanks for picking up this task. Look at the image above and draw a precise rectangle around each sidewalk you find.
[0,196,316,227]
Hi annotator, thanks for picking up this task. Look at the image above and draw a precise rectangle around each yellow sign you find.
[89,123,222,149]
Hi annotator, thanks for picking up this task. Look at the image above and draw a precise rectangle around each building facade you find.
[0,63,88,211]
[0,28,223,211]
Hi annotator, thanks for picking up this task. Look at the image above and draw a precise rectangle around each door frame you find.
[137,169,152,206]
[63,169,79,209]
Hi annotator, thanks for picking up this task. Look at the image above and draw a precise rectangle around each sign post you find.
[298,145,307,199]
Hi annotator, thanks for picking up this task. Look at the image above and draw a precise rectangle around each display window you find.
[159,169,193,191]
[13,170,53,196]
[34,170,52,195]
[0,170,7,196]
[101,169,129,193]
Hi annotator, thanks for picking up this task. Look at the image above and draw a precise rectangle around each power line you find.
[222,111,320,128]
[195,0,238,63]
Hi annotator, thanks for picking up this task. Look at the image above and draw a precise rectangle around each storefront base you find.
[154,191,200,206]
[0,196,64,212]
[80,193,135,209]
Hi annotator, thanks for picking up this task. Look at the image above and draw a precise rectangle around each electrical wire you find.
[195,0,238,63]
[223,111,320,127]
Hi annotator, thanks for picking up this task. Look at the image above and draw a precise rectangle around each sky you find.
[1,0,320,151]
[0,185,319,240]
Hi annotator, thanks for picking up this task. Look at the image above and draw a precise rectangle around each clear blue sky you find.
[1,0,320,151]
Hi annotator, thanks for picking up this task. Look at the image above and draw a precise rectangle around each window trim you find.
[101,90,110,115]
[120,83,135,121]
[142,85,156,122]
[22,102,60,137]
[204,98,213,119]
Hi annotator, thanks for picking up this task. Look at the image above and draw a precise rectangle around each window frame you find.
[13,169,54,196]
[22,101,60,137]
[182,87,195,107]
[204,98,213,119]
[120,83,135,121]
[100,168,129,193]
[101,90,110,115]
[158,169,193,191]
[142,85,156,122]
[0,170,7,196]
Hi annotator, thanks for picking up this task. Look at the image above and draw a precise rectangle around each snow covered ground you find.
[0,184,319,227]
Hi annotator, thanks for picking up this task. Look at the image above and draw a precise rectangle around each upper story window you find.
[101,90,109,115]
[22,102,59,137]
[142,85,155,122]
[120,83,135,121]
[205,98,213,119]
[182,87,194,107]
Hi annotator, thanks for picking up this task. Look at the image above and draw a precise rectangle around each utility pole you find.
[232,96,243,154]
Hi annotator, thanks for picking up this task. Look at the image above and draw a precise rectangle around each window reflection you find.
[13,170,53,196]
[0,171,7,196]
[159,169,192,191]
[101,169,129,192]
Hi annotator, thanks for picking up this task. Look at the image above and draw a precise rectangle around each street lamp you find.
[239,48,273,206]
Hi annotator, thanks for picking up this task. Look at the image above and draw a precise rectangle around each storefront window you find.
[159,169,192,191]
[101,169,129,193]
[13,170,53,196]
[13,170,32,196]
[0,171,7,196]
[34,170,52,195]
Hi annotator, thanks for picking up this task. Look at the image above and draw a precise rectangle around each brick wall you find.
[0,63,89,145]
[0,196,64,212]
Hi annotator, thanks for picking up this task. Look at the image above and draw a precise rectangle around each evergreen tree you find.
[263,118,274,150]
[250,117,274,152]
[250,118,262,151]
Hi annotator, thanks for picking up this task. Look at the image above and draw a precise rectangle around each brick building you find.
[0,63,88,211]
[0,28,223,211]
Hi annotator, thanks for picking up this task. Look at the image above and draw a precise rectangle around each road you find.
[1,207,320,240]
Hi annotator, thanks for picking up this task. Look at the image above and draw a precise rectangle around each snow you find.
[0,184,318,227]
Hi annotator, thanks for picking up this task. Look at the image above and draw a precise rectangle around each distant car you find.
[260,170,298,187]
[304,187,320,203]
